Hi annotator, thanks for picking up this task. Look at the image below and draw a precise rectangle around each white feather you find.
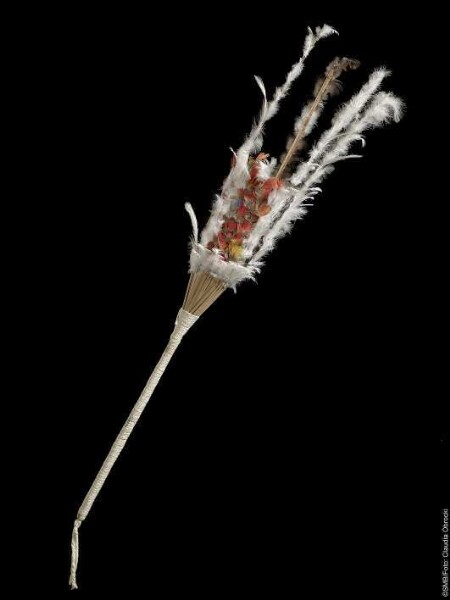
[249,89,403,265]
[236,24,337,161]
[291,68,391,186]
[253,74,267,99]
[318,92,404,168]
[255,156,276,182]
[184,202,198,244]
[200,194,225,246]
[294,100,325,137]
[242,186,292,259]
[321,154,362,167]
[249,198,308,265]
[189,243,257,289]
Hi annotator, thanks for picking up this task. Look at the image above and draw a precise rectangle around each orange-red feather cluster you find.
[207,154,283,261]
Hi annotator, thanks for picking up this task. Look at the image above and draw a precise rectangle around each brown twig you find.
[276,57,360,180]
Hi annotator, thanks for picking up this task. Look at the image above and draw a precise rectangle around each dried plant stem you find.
[183,271,227,316]
[276,57,360,181]
[276,75,332,180]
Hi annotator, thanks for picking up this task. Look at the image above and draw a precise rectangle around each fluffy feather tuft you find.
[189,242,257,289]
[191,41,402,287]
[236,24,337,161]
[291,67,391,186]
[249,85,404,265]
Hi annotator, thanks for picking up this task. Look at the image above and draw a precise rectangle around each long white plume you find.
[236,24,337,163]
[249,90,404,266]
[291,67,390,186]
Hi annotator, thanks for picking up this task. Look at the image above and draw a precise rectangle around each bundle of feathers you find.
[69,25,404,590]
[187,24,403,288]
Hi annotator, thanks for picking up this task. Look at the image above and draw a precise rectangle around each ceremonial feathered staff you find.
[70,24,403,588]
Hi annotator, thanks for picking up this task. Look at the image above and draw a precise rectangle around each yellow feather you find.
[228,240,244,261]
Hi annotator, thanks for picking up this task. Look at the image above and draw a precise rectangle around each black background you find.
[14,4,446,597]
